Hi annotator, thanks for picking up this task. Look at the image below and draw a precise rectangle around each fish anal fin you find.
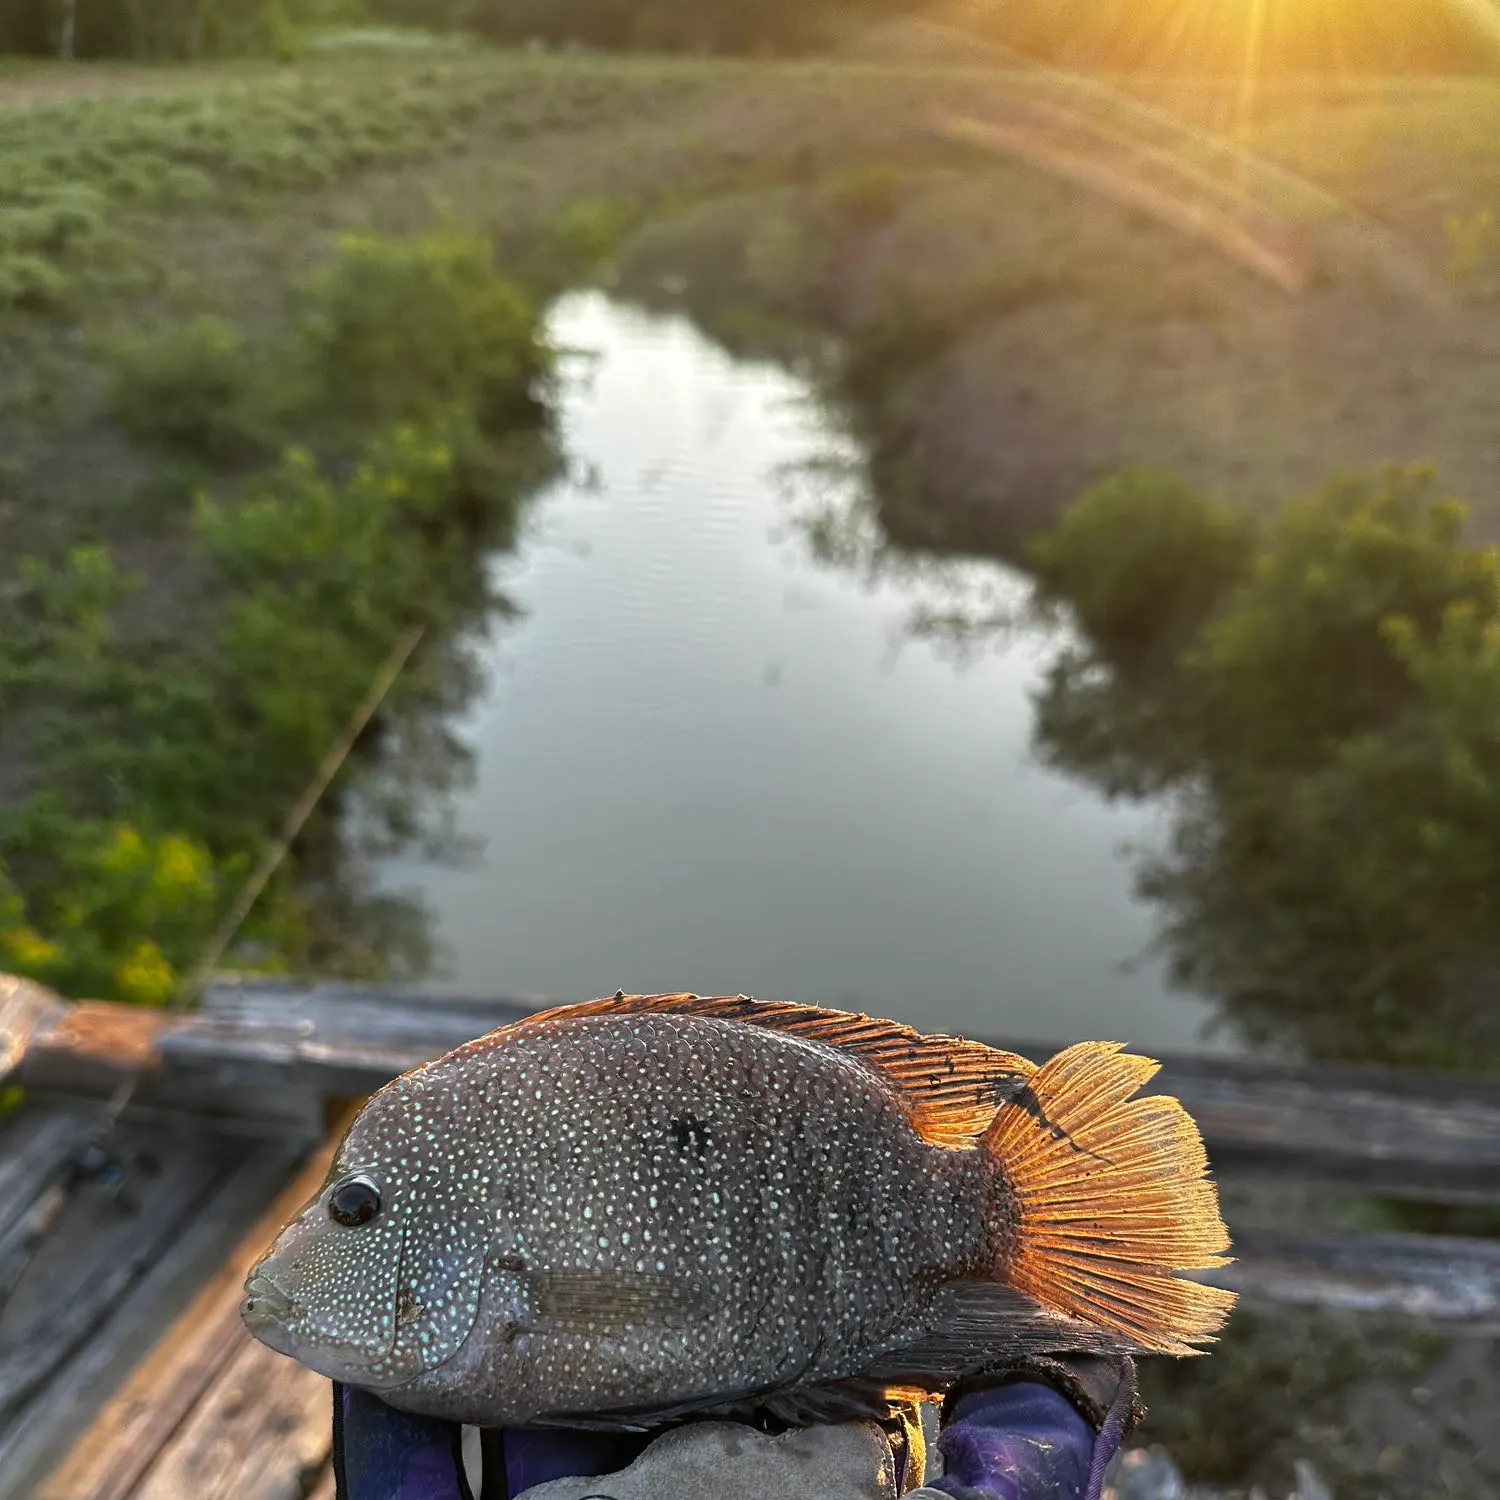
[862,1279,1130,1391]
[520,993,1037,1148]
[522,1268,714,1333]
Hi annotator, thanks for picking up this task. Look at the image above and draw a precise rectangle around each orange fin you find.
[985,1041,1236,1356]
[525,992,1037,1148]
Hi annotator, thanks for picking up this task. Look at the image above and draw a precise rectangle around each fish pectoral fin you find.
[523,1269,715,1332]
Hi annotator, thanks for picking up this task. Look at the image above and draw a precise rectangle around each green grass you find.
[0,55,717,315]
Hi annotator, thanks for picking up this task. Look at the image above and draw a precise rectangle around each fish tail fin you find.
[982,1041,1236,1356]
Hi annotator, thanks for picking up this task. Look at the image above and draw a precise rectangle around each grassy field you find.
[4,41,1500,979]
[9,46,1500,518]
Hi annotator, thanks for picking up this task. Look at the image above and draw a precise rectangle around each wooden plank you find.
[0,974,68,1086]
[195,984,1500,1202]
[0,1106,100,1272]
[1212,1229,1500,1332]
[33,1114,350,1500]
[132,1338,330,1500]
[0,1133,303,1500]
[18,999,169,1099]
[1143,1055,1500,1202]
[0,1118,233,1428]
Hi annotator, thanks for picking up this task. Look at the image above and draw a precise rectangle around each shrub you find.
[1030,467,1253,669]
[1033,463,1500,1067]
[1184,468,1499,774]
[0,254,69,311]
[104,314,289,463]
[299,228,549,429]
[0,824,225,1008]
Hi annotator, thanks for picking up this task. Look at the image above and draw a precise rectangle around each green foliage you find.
[544,196,638,275]
[0,545,138,713]
[0,0,364,60]
[0,253,69,311]
[1030,467,1253,670]
[0,69,490,317]
[0,59,696,322]
[104,315,288,462]
[1032,465,1500,1068]
[300,229,546,428]
[103,227,551,465]
[0,826,224,1007]
[1184,469,1496,775]
[2,228,554,1003]
[262,2,312,63]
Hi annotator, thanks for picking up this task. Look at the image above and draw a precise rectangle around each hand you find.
[331,1383,472,1500]
[911,1355,1140,1500]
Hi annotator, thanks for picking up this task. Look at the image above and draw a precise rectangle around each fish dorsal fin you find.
[523,992,1037,1148]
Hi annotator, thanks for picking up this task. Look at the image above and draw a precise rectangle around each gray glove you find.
[515,1419,909,1500]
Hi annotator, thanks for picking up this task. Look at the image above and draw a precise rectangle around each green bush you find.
[4,216,556,1003]
[299,228,549,428]
[1030,466,1253,670]
[0,826,225,1008]
[1184,468,1497,774]
[0,254,69,311]
[104,315,290,463]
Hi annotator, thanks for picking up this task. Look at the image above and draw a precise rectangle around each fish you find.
[241,992,1235,1430]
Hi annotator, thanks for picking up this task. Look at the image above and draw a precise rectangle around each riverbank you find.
[5,40,1500,1000]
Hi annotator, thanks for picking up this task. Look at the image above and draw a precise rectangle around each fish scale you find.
[242,993,1235,1429]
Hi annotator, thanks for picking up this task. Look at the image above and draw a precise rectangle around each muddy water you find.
[376,291,1227,1052]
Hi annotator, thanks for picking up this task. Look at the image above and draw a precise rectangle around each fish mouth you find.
[241,1274,299,1351]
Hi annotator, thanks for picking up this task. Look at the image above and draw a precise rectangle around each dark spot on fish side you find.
[396,1288,426,1327]
[669,1113,711,1156]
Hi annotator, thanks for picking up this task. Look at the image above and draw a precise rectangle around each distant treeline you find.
[5,0,1498,71]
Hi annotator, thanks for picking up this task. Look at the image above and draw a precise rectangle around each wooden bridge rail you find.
[12,975,1500,1203]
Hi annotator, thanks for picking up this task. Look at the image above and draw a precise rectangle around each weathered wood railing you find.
[4,972,1500,1499]
[14,973,1500,1201]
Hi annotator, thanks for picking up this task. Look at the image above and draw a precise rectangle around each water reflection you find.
[372,291,1223,1052]
[1024,471,1500,1073]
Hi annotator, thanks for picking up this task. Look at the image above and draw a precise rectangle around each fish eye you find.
[328,1175,382,1227]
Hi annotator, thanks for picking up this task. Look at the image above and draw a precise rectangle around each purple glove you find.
[924,1355,1140,1500]
[334,1382,659,1499]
